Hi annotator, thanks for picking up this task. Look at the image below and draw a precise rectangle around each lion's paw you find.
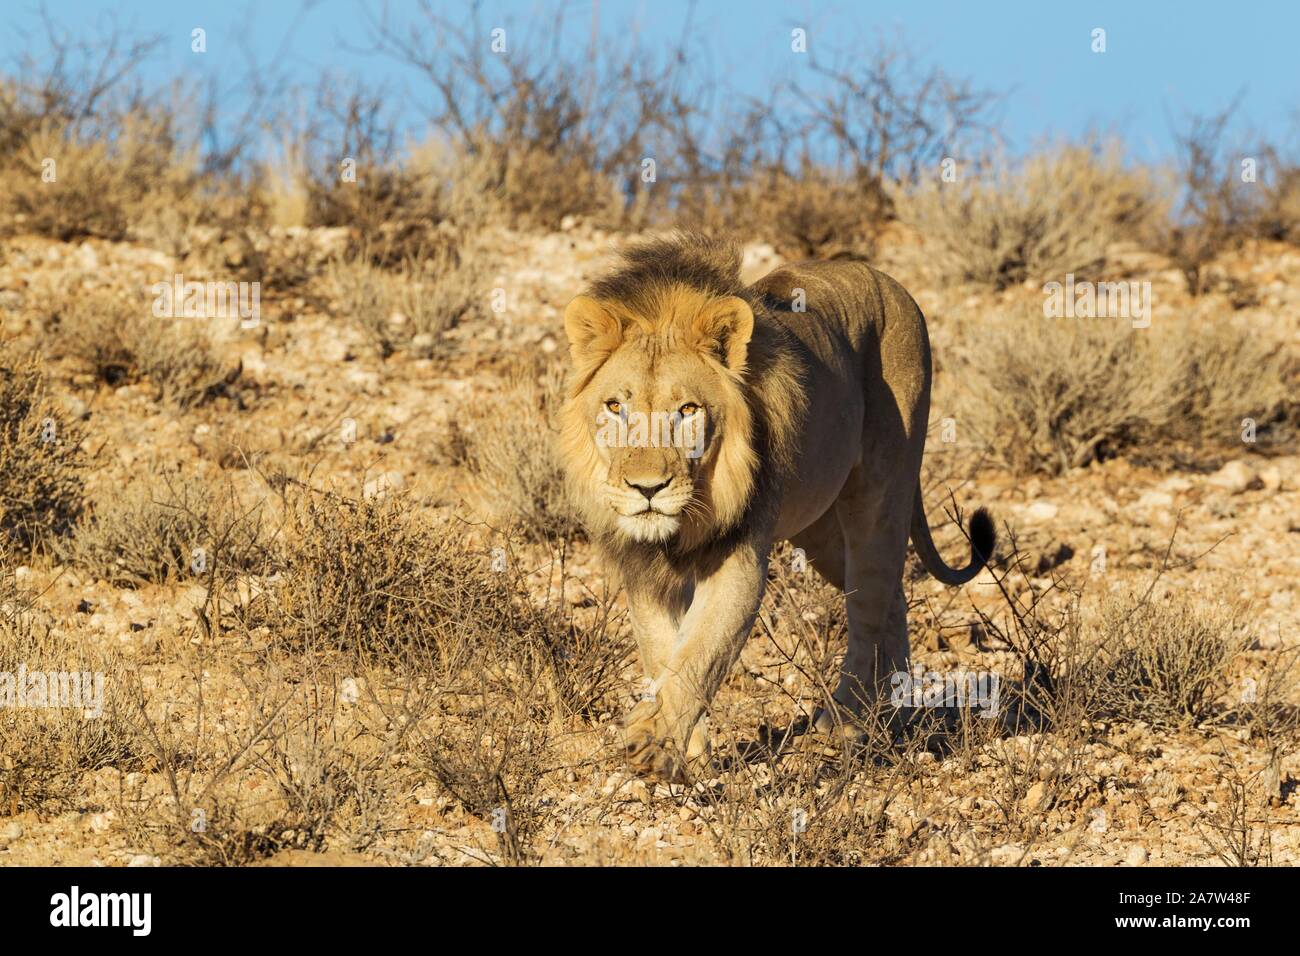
[621,702,688,784]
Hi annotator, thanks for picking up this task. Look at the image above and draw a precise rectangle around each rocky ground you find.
[0,223,1297,866]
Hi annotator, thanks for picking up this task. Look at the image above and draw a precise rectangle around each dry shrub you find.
[950,315,1292,475]
[248,489,503,661]
[458,134,621,231]
[115,653,408,865]
[62,471,266,587]
[300,126,608,257]
[699,165,883,260]
[0,342,85,550]
[401,556,631,863]
[41,288,238,408]
[456,361,580,542]
[1087,591,1252,729]
[407,658,555,865]
[0,106,198,242]
[974,529,1255,734]
[305,160,451,266]
[1194,748,1281,867]
[0,543,139,814]
[241,489,630,863]
[952,319,1171,474]
[892,143,1159,289]
[365,6,705,232]
[700,728,930,866]
[323,243,483,358]
[1168,319,1295,447]
[324,106,625,237]
[1149,106,1257,294]
[250,488,620,682]
[1255,161,1300,245]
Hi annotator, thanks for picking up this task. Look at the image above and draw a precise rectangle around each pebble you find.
[1023,781,1048,809]
[1025,501,1059,522]
[0,821,24,846]
[989,843,1025,865]
[1207,460,1258,494]
[1136,490,1174,509]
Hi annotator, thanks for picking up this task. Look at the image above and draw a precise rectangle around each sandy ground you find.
[1,224,1297,866]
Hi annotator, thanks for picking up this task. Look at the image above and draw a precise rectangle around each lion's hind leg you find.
[806,463,918,741]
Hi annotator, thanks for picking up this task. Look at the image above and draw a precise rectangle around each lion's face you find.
[559,290,759,547]
[576,345,727,543]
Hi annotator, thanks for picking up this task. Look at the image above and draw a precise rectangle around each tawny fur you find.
[559,232,994,782]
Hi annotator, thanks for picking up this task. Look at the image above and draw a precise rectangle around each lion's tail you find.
[910,483,995,587]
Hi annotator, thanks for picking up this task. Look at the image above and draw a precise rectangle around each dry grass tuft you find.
[322,243,484,358]
[892,143,1159,289]
[0,341,85,551]
[0,541,139,814]
[246,488,501,662]
[40,288,239,408]
[949,315,1293,474]
[454,361,581,542]
[1087,591,1252,729]
[0,100,198,243]
[62,471,266,587]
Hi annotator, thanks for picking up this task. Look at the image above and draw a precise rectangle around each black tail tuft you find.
[969,508,996,566]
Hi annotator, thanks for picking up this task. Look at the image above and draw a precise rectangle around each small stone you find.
[340,677,360,705]
[62,395,89,420]
[989,843,1025,865]
[1259,466,1282,492]
[1136,490,1174,509]
[1123,844,1149,866]
[75,244,100,272]
[0,821,23,845]
[1207,460,1258,494]
[127,854,160,867]
[1025,501,1058,522]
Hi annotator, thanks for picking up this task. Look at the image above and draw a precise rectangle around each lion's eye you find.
[604,400,622,415]
[679,403,700,417]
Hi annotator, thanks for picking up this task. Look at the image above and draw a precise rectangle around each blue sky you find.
[5,0,1296,163]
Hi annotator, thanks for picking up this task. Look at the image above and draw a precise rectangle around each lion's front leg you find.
[622,539,769,782]
[623,584,696,782]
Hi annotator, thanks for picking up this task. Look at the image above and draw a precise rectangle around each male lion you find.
[559,233,994,782]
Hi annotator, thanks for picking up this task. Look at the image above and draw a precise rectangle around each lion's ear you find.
[564,295,623,366]
[692,296,754,372]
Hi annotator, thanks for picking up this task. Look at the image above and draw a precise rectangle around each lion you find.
[559,232,994,782]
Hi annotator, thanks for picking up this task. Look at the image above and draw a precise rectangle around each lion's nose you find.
[626,477,671,502]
